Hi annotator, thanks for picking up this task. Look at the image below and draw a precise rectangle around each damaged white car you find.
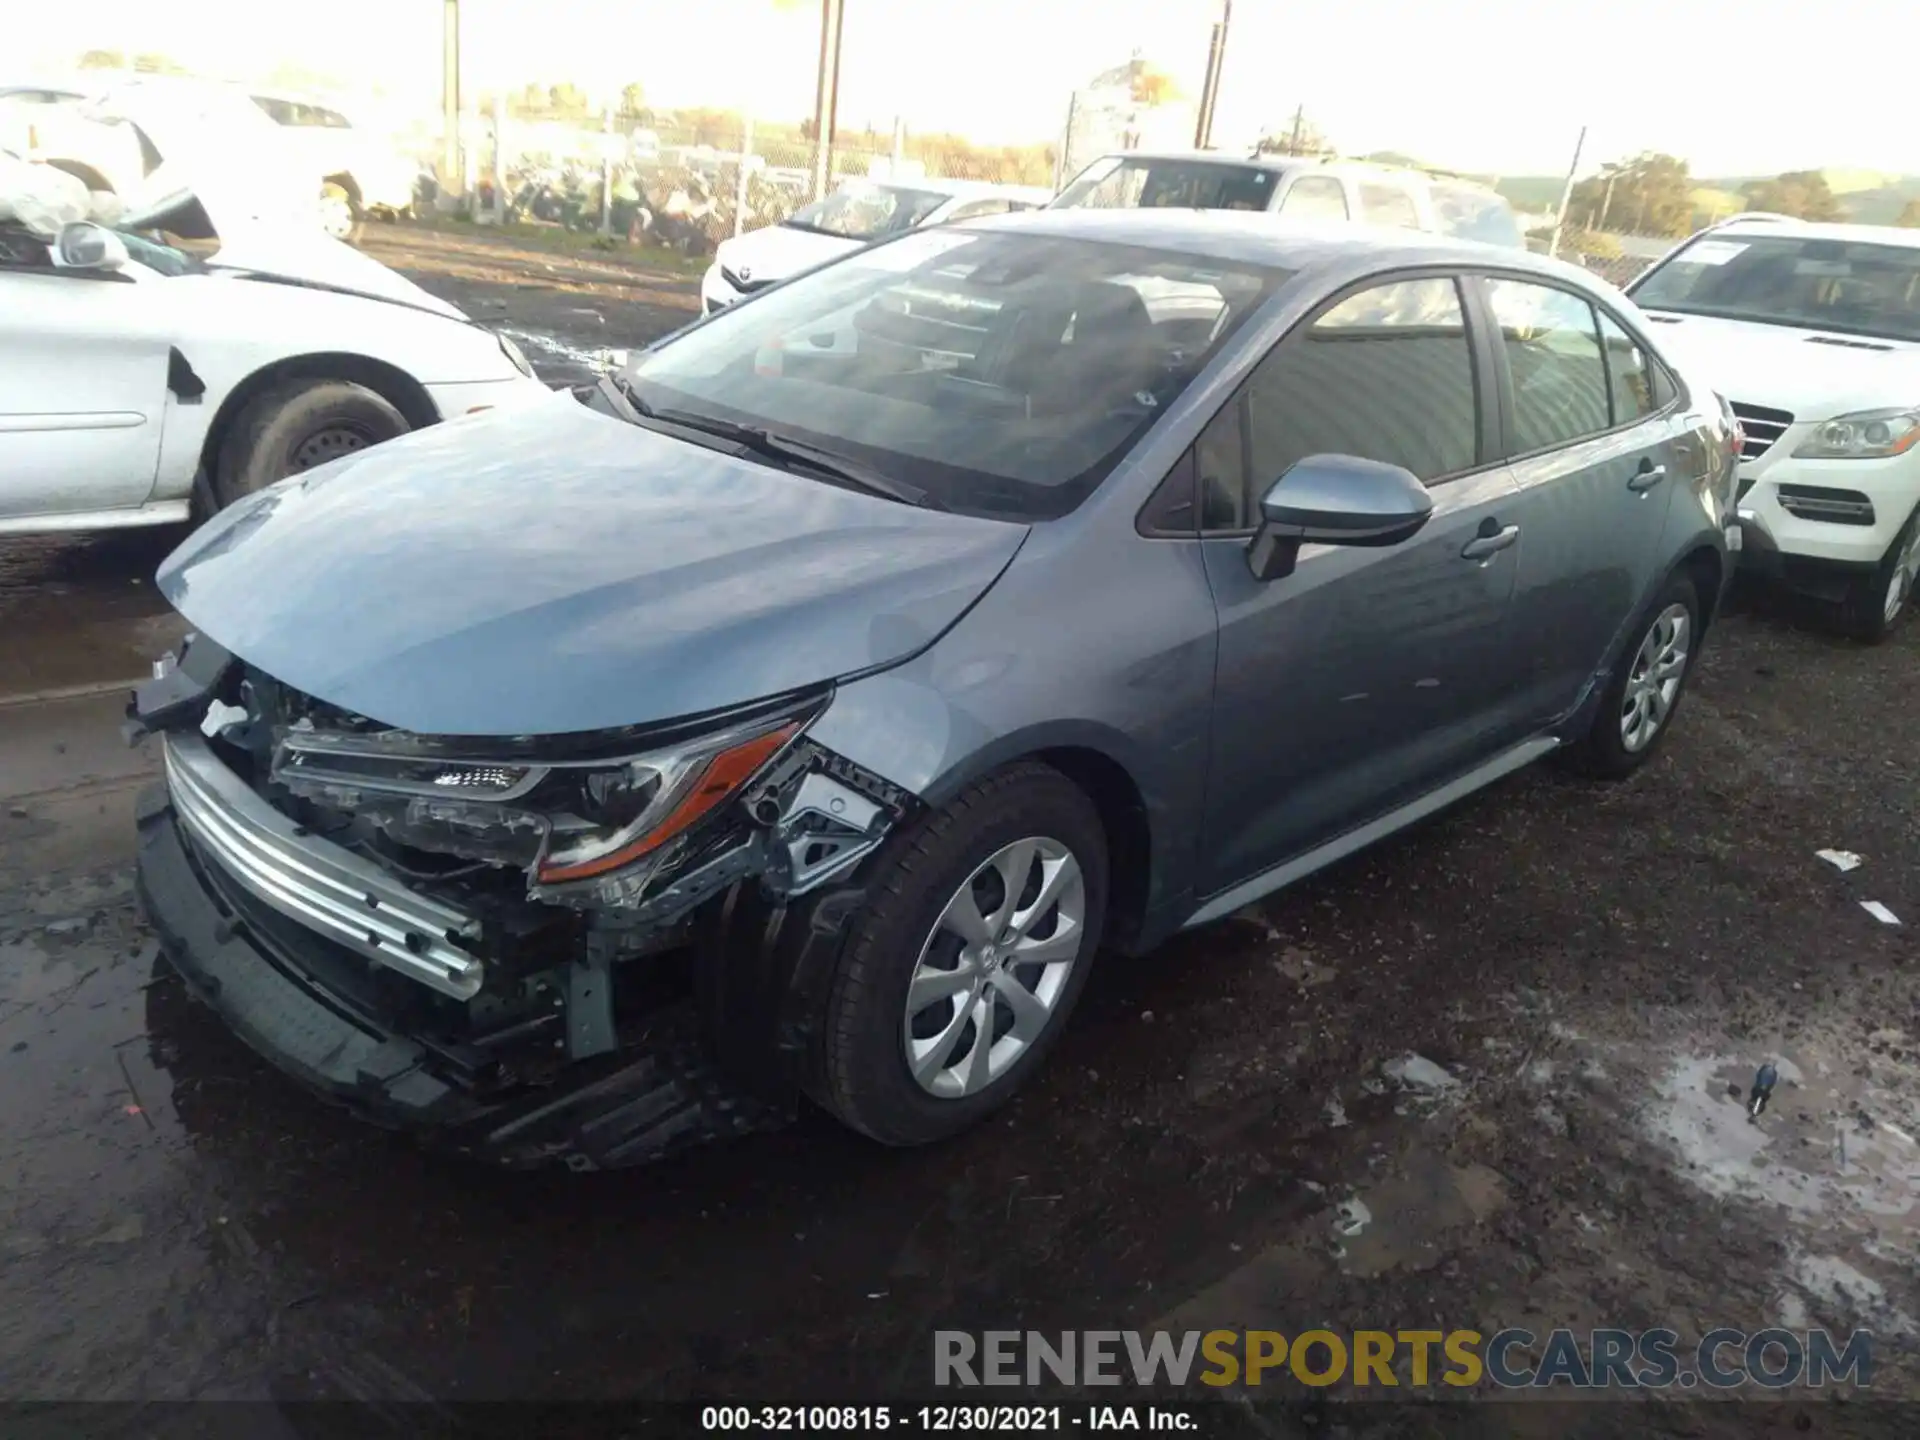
[0,148,550,536]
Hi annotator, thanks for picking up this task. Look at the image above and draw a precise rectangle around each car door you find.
[1195,272,1529,898]
[1472,275,1685,723]
[0,260,170,520]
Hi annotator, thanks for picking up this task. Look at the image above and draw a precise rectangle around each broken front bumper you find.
[135,780,793,1170]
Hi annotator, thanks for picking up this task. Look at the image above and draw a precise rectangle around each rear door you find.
[1471,274,1686,723]
[0,262,169,521]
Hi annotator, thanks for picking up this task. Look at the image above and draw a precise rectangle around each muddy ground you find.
[1,222,1916,1432]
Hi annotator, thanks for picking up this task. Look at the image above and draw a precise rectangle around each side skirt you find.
[1182,735,1561,929]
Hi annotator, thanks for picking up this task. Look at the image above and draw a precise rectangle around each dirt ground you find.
[1,223,1916,1430]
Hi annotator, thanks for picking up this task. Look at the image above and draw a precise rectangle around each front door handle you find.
[1629,460,1668,492]
[1460,523,1520,561]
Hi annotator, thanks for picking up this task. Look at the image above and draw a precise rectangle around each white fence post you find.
[735,112,754,237]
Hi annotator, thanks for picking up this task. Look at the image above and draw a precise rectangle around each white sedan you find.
[700,177,1054,316]
[0,163,551,536]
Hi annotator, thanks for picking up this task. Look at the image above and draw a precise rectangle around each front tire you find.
[319,182,363,243]
[1838,504,1920,643]
[811,762,1109,1147]
[212,380,409,509]
[1563,573,1702,779]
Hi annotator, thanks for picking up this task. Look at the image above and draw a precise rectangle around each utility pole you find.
[1596,165,1618,232]
[440,0,462,203]
[809,0,846,201]
[1548,124,1587,258]
[599,104,614,237]
[1192,0,1232,149]
[1287,103,1305,156]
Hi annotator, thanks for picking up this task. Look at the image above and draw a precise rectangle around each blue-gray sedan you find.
[131,210,1741,1167]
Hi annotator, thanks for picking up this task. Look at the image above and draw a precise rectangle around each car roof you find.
[1710,217,1920,250]
[1076,150,1508,196]
[963,205,1591,282]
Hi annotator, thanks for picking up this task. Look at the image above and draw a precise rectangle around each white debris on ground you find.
[1860,901,1901,926]
[1816,849,1864,873]
[1383,1053,1461,1093]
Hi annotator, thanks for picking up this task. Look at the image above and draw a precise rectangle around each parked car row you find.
[0,136,548,537]
[1,74,419,241]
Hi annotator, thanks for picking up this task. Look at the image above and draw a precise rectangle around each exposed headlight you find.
[1791,407,1920,460]
[496,331,537,379]
[533,719,799,883]
[273,710,807,883]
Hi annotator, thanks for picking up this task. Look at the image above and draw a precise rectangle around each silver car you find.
[132,210,1740,1168]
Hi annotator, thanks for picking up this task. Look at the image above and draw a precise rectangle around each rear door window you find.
[1485,279,1611,453]
[1278,176,1348,221]
[1596,309,1659,424]
[1358,183,1420,230]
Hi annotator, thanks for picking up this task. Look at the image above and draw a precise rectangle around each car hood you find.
[156,398,1028,737]
[1642,310,1920,421]
[715,222,862,283]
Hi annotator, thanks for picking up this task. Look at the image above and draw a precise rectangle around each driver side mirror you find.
[1246,454,1435,582]
[55,221,129,273]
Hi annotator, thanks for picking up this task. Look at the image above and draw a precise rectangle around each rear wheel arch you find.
[1678,544,1725,630]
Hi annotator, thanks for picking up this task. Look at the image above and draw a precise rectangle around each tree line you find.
[1566,153,1920,235]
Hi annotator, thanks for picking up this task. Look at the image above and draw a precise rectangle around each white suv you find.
[1049,151,1526,249]
[1630,218,1920,639]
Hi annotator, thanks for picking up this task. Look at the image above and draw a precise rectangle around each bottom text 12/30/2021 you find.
[699,1404,1203,1432]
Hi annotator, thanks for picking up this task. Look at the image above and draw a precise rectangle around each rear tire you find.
[1562,573,1703,780]
[1838,504,1920,643]
[212,380,409,509]
[810,762,1108,1147]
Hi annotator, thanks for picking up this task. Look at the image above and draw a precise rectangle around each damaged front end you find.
[129,635,913,1169]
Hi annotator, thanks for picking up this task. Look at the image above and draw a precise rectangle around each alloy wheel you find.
[1620,602,1691,753]
[902,837,1088,1100]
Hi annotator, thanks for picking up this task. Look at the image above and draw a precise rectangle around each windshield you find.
[1632,233,1920,343]
[784,183,950,241]
[1051,156,1278,212]
[1429,181,1523,248]
[621,227,1285,520]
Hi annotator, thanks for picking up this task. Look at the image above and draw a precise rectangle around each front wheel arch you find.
[197,353,438,488]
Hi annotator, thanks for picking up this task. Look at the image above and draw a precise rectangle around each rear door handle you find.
[1460,523,1520,561]
[1629,461,1667,492]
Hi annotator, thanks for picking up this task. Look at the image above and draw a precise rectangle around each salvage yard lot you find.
[0,222,1915,1419]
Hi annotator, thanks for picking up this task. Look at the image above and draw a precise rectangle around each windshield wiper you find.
[620,397,941,510]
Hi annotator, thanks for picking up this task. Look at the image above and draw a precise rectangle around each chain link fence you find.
[428,109,1057,255]
[411,98,1684,293]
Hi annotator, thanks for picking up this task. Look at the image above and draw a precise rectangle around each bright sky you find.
[16,0,1919,179]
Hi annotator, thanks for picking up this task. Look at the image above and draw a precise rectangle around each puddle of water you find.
[1648,1051,1920,1238]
